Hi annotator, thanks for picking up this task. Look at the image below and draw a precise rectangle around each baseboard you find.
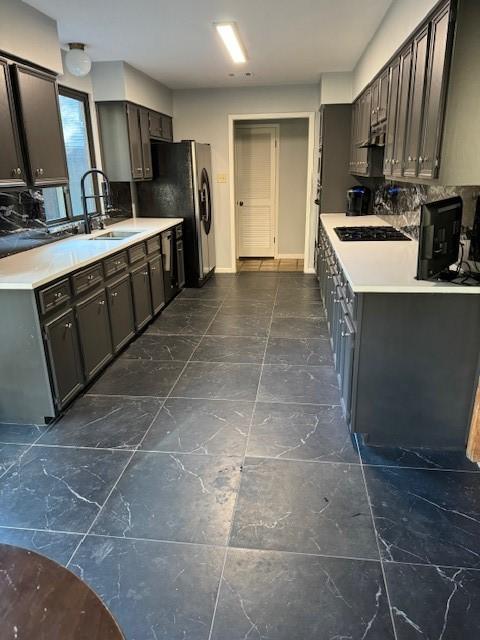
[276,253,304,259]
[215,267,237,274]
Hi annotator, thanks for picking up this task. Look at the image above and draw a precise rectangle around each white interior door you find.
[235,125,278,257]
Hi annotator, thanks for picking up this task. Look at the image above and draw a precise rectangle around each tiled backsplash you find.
[0,183,133,259]
[374,182,480,240]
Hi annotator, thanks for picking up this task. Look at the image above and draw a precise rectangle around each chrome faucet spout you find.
[80,168,112,234]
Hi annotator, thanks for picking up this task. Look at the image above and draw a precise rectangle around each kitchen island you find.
[317,214,480,448]
[0,218,183,425]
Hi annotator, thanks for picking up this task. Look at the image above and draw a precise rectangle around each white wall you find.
[91,61,172,115]
[173,85,319,270]
[0,0,62,73]
[320,72,353,105]
[353,0,439,97]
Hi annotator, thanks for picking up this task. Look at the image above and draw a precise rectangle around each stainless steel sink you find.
[90,230,142,240]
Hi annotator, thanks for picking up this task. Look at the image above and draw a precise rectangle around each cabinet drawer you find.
[103,251,128,279]
[146,235,161,254]
[128,242,147,264]
[38,279,71,315]
[72,263,103,296]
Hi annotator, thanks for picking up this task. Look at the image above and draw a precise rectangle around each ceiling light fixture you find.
[214,23,247,64]
[65,43,92,77]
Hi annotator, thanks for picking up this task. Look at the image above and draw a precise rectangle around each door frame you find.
[234,123,280,260]
[228,111,316,273]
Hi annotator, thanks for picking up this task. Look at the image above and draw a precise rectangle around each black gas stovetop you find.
[334,226,412,242]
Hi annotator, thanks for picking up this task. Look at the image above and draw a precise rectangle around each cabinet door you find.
[76,289,113,380]
[393,44,413,177]
[126,104,144,180]
[107,275,135,352]
[44,309,83,409]
[148,111,162,139]
[383,58,401,176]
[0,59,25,188]
[131,265,153,330]
[149,255,166,315]
[370,78,380,127]
[161,115,173,141]
[176,238,185,289]
[404,25,430,178]
[139,109,152,179]
[378,69,389,122]
[359,89,372,146]
[13,65,68,187]
[418,2,452,179]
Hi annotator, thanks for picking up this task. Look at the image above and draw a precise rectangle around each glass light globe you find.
[65,46,92,77]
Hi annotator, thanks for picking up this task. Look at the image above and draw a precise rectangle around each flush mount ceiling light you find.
[214,23,247,64]
[65,43,92,77]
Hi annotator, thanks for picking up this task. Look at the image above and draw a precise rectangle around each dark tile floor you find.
[0,272,479,639]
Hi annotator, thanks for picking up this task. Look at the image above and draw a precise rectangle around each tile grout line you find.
[357,434,399,640]
[65,281,234,569]
[206,276,279,640]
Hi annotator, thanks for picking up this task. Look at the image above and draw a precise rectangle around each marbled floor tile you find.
[192,335,267,364]
[206,313,271,337]
[38,395,162,449]
[273,300,325,318]
[0,443,29,475]
[0,528,82,565]
[179,287,228,301]
[385,562,480,640]
[165,298,221,315]
[122,334,201,362]
[264,336,333,366]
[93,452,241,545]
[248,403,358,463]
[0,446,130,533]
[211,548,394,640]
[220,299,274,316]
[275,287,322,303]
[365,466,480,568]
[146,312,213,336]
[70,536,224,640]
[358,438,480,472]
[0,423,47,444]
[141,398,253,456]
[225,288,277,301]
[230,457,378,558]
[171,361,262,402]
[90,359,185,397]
[258,364,341,404]
[270,316,329,339]
[277,275,318,289]
[204,274,237,287]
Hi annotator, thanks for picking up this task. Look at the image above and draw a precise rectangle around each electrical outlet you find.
[216,173,227,183]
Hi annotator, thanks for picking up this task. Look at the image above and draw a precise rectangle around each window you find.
[43,87,98,223]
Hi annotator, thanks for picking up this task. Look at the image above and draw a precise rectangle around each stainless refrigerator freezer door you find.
[193,142,216,277]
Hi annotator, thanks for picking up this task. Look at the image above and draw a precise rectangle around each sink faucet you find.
[80,168,113,234]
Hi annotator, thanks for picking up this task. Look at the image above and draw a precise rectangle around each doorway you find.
[230,113,314,272]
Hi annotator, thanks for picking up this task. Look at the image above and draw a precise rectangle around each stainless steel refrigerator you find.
[136,140,216,287]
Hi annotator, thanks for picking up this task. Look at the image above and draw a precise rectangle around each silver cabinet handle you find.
[142,271,148,276]
[98,299,105,306]
[65,322,72,329]
[87,274,95,281]
[54,292,63,299]
[111,292,118,298]
[419,156,423,163]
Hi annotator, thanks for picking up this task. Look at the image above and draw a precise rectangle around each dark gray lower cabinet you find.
[107,274,135,352]
[131,264,153,330]
[43,309,84,409]
[148,255,165,315]
[76,289,113,380]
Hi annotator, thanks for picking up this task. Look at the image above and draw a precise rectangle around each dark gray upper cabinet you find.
[107,274,135,352]
[0,58,25,188]
[149,111,173,141]
[76,289,113,381]
[418,1,453,179]
[383,57,401,176]
[13,64,68,187]
[131,264,153,330]
[126,103,144,180]
[377,68,389,123]
[404,24,430,178]
[140,109,153,179]
[370,78,380,127]
[44,309,83,409]
[392,44,413,176]
[148,254,165,315]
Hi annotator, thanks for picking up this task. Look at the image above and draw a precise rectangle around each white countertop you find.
[321,214,479,294]
[0,218,183,290]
